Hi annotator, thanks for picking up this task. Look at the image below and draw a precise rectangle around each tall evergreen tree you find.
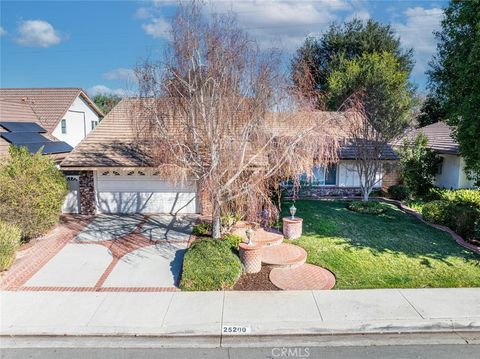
[291,19,414,109]
[429,0,480,182]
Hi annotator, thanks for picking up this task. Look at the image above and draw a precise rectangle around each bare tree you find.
[344,96,400,201]
[134,1,340,238]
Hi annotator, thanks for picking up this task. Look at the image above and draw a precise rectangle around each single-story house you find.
[402,121,476,189]
[60,99,399,215]
[0,88,104,148]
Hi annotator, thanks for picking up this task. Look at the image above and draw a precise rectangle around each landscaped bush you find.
[0,221,21,271]
[388,184,410,201]
[0,146,67,239]
[427,188,480,208]
[347,201,390,215]
[399,134,442,197]
[422,200,452,226]
[222,234,244,250]
[422,200,480,240]
[221,212,243,231]
[191,222,212,236]
[180,238,242,291]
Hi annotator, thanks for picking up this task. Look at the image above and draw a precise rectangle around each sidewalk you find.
[1,288,479,341]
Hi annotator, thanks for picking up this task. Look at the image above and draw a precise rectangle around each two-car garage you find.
[63,170,198,215]
[95,171,198,214]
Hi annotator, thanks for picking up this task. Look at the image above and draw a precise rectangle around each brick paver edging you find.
[17,286,179,292]
[284,195,480,255]
[0,215,92,290]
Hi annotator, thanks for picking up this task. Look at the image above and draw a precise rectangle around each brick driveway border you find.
[0,215,92,290]
[1,214,196,292]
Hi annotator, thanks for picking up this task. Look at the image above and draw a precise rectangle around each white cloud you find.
[16,20,63,47]
[134,7,152,20]
[0,26,6,37]
[87,85,130,97]
[393,7,444,74]
[142,17,171,40]
[137,0,364,50]
[103,68,136,82]
[204,0,350,50]
[346,9,371,22]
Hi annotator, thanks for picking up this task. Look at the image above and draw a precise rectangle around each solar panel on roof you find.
[0,121,47,133]
[0,132,51,144]
[23,141,73,154]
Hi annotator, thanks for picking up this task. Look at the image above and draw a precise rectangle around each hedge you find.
[422,200,480,240]
[0,146,67,239]
[0,221,21,271]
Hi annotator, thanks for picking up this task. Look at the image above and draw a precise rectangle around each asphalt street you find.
[2,344,480,359]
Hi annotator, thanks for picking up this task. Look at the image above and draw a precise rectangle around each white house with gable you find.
[0,88,104,148]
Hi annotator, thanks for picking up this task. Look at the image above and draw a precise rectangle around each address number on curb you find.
[222,326,251,334]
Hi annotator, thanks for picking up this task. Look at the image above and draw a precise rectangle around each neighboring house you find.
[402,121,476,189]
[0,88,104,148]
[0,99,72,161]
[60,99,400,215]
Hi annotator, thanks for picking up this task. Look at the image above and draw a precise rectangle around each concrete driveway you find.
[21,214,197,291]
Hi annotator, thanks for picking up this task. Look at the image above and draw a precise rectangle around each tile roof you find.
[0,88,103,132]
[61,98,397,169]
[339,139,398,160]
[61,99,152,168]
[398,121,459,154]
[0,99,39,123]
[0,99,71,156]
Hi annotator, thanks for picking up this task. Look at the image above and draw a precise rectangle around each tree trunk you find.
[212,196,221,239]
[362,190,369,202]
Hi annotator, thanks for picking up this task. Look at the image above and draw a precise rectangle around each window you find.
[61,119,67,134]
[437,157,444,175]
[91,120,98,130]
[311,164,337,186]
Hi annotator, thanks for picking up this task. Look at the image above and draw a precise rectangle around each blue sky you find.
[1,0,448,96]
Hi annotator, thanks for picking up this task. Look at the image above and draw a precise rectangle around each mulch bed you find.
[232,265,280,291]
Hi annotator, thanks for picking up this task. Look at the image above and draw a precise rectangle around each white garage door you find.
[96,172,197,214]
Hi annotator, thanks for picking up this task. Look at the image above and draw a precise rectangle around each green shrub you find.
[453,205,480,239]
[388,184,410,200]
[427,188,480,208]
[422,200,480,240]
[191,222,212,236]
[422,200,452,226]
[180,238,242,291]
[347,201,390,215]
[223,234,244,249]
[399,134,442,197]
[0,221,21,271]
[0,147,67,239]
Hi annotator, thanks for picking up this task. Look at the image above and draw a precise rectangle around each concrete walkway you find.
[1,288,479,341]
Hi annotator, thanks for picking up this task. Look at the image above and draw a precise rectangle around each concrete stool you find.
[282,217,303,240]
[239,242,262,274]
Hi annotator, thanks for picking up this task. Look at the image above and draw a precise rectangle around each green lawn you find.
[281,200,480,289]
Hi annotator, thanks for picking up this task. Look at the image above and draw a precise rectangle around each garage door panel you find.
[96,174,198,214]
[97,177,196,192]
[97,192,197,214]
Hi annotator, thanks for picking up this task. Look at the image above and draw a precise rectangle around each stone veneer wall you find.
[284,186,364,198]
[79,171,96,215]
